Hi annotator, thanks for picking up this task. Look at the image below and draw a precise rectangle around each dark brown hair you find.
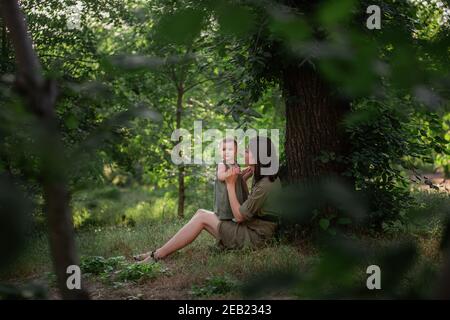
[249,136,278,185]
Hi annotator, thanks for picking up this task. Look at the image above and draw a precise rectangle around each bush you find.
[343,97,448,229]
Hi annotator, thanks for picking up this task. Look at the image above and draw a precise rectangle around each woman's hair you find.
[249,136,278,185]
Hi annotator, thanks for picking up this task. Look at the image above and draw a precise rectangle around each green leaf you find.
[337,217,352,225]
[215,3,256,37]
[243,108,262,118]
[231,110,240,123]
[269,16,311,43]
[317,0,357,28]
[157,8,205,45]
[65,114,79,130]
[319,218,330,230]
[327,227,337,236]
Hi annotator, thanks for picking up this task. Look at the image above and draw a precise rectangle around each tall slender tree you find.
[0,0,89,299]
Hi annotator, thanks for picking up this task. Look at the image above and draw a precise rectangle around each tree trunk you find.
[282,62,351,183]
[1,15,11,73]
[0,0,89,299]
[437,250,450,299]
[1,20,7,59]
[176,87,185,218]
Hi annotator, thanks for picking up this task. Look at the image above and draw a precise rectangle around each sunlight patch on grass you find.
[71,186,180,228]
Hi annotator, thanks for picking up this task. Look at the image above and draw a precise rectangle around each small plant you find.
[318,215,353,236]
[382,219,407,234]
[116,263,164,282]
[79,256,167,285]
[45,272,57,287]
[80,256,126,275]
[190,275,239,297]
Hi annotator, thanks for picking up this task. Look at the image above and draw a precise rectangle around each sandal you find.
[136,251,160,264]
[133,251,152,261]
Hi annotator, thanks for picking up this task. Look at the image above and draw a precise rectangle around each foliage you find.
[342,96,449,228]
[80,255,167,283]
[116,262,166,282]
[80,255,126,275]
[1,0,447,232]
[344,98,416,228]
[1,0,450,300]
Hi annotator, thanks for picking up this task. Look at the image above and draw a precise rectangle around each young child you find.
[214,138,252,221]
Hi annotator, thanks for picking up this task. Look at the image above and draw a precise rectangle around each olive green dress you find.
[214,164,248,221]
[217,176,282,250]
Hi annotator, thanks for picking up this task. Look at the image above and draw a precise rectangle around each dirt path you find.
[410,171,450,192]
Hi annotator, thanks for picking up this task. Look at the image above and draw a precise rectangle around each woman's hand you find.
[241,166,254,181]
[225,167,240,184]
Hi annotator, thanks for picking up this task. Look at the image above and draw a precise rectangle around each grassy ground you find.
[1,184,449,300]
[3,219,314,299]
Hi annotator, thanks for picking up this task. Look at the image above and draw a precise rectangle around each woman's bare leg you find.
[153,209,220,259]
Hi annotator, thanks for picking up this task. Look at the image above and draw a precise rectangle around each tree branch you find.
[0,0,42,87]
[184,77,216,92]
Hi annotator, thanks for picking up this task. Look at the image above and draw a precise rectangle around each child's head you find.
[220,138,237,165]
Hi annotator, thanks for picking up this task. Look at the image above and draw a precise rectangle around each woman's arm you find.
[226,182,245,223]
[240,167,252,196]
[241,178,249,197]
[241,166,253,182]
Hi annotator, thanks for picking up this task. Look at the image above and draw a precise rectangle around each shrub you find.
[343,97,448,229]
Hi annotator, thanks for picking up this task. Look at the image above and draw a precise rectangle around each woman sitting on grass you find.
[133,136,281,262]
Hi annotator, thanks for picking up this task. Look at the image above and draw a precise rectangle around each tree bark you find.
[176,86,185,218]
[1,19,8,64]
[437,251,450,299]
[0,0,89,299]
[282,62,351,183]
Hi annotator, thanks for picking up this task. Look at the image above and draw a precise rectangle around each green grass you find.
[1,219,312,298]
[1,186,448,299]
[115,263,167,282]
[70,184,212,229]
